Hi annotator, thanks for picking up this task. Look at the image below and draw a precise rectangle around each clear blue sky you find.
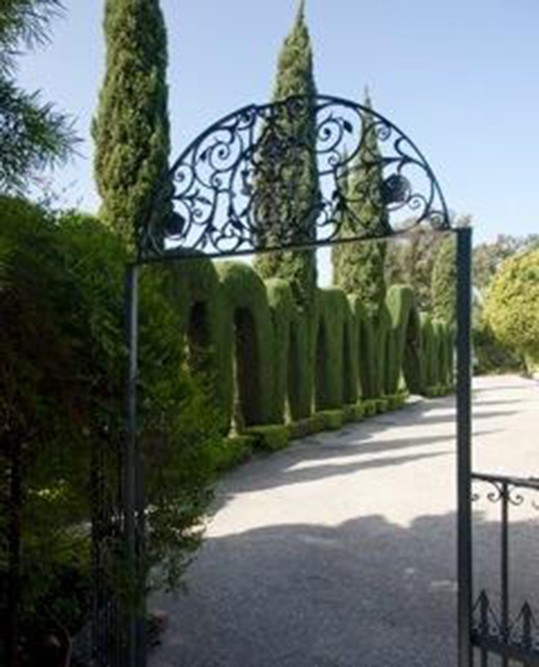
[18,0,539,256]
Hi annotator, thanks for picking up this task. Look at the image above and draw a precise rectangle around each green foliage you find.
[472,317,522,375]
[431,234,457,325]
[360,400,378,417]
[351,297,390,399]
[288,414,326,439]
[316,409,344,431]
[385,229,443,312]
[216,262,276,426]
[265,279,312,422]
[253,2,318,310]
[208,436,254,473]
[342,404,365,423]
[93,0,171,248]
[484,249,539,370]
[473,234,539,294]
[245,424,290,452]
[332,92,389,317]
[158,257,229,431]
[0,0,76,192]
[0,199,219,654]
[314,288,356,410]
[420,314,438,389]
[385,284,423,395]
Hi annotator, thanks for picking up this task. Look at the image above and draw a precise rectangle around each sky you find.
[16,0,539,282]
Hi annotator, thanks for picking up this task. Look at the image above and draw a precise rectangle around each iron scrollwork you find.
[471,473,539,509]
[139,94,451,261]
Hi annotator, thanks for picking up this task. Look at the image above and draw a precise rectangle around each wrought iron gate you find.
[470,473,539,665]
[92,93,524,667]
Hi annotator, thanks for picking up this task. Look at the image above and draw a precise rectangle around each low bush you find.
[209,436,254,472]
[316,409,345,431]
[342,404,364,423]
[289,414,326,440]
[245,424,290,451]
[361,400,378,417]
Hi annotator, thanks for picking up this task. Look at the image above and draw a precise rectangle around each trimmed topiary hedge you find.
[245,424,290,451]
[314,288,357,410]
[316,409,345,431]
[159,258,455,441]
[216,261,276,427]
[385,285,423,396]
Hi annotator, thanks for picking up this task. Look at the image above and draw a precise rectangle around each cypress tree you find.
[431,234,457,325]
[332,90,389,318]
[253,0,318,311]
[93,0,171,250]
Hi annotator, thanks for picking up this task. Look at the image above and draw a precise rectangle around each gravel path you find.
[150,375,539,667]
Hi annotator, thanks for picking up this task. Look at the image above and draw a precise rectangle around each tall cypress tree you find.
[93,0,170,250]
[431,234,457,325]
[253,0,318,310]
[332,90,389,317]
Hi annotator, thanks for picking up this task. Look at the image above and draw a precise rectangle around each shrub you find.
[342,404,364,423]
[245,425,290,451]
[484,249,539,373]
[316,409,345,431]
[289,415,326,440]
[209,436,254,472]
[0,198,220,658]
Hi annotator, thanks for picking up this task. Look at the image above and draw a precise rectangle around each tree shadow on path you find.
[150,510,538,667]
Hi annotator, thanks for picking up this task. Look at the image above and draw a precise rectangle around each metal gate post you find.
[124,263,146,667]
[456,226,473,667]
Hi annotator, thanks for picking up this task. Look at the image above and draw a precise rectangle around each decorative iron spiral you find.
[139,94,451,261]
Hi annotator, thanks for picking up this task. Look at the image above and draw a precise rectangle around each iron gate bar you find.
[457,226,473,667]
[118,94,466,667]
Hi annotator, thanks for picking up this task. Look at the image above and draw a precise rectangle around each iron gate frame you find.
[118,94,473,667]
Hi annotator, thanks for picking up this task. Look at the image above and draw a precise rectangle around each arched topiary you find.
[342,299,358,405]
[402,303,424,395]
[352,297,390,399]
[314,288,356,409]
[420,314,438,390]
[216,261,275,427]
[265,279,312,422]
[157,257,228,426]
[385,285,423,395]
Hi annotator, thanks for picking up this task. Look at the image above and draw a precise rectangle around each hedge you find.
[161,259,455,441]
[216,261,276,427]
[314,288,357,410]
[385,284,423,396]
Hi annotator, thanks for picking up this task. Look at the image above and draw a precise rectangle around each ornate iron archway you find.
[120,95,474,667]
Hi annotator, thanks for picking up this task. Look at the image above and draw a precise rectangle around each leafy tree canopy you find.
[484,248,539,370]
[0,0,76,193]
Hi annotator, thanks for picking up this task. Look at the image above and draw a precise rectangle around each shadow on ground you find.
[150,509,538,667]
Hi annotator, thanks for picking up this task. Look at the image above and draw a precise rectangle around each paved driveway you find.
[150,375,539,667]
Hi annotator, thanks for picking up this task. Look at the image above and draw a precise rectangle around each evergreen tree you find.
[253,0,318,310]
[93,0,171,249]
[330,151,349,282]
[431,234,457,324]
[385,227,444,312]
[0,0,76,192]
[332,90,389,317]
